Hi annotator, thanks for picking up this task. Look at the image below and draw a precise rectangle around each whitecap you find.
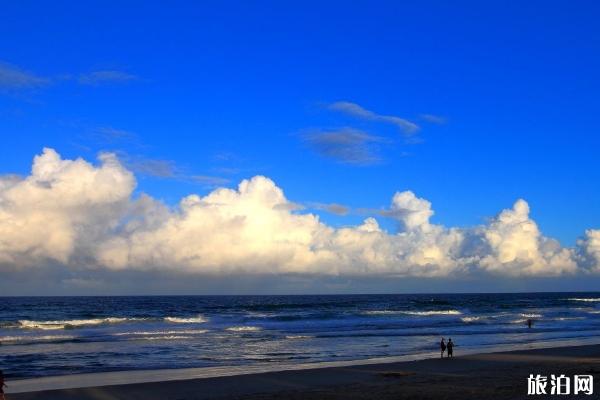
[17,317,139,330]
[567,298,600,302]
[520,313,542,318]
[164,315,207,324]
[114,329,208,336]
[131,335,193,341]
[0,334,75,343]
[226,326,262,332]
[402,310,462,316]
[363,310,462,316]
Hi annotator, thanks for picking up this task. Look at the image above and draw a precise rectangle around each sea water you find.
[1,293,600,378]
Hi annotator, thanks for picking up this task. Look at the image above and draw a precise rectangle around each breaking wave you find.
[567,298,600,302]
[363,310,462,316]
[226,326,262,332]
[164,316,207,324]
[16,317,144,330]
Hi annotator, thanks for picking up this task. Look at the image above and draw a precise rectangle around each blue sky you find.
[0,1,599,293]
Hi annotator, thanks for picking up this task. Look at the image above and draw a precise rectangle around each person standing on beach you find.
[447,338,454,358]
[0,370,6,400]
[440,337,446,358]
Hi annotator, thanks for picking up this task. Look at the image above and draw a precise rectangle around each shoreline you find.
[7,337,600,398]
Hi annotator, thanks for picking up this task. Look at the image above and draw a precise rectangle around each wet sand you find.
[8,344,600,400]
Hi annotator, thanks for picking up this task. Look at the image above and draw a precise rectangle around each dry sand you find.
[7,344,600,400]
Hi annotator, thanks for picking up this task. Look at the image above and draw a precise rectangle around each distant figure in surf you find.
[447,338,454,358]
[527,319,533,328]
[440,337,446,358]
[0,369,6,400]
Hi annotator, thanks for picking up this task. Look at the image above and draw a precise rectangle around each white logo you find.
[528,374,593,396]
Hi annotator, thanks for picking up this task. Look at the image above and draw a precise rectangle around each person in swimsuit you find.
[440,337,446,358]
[447,338,454,358]
[0,369,6,400]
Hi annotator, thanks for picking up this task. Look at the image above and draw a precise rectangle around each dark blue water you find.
[1,293,600,379]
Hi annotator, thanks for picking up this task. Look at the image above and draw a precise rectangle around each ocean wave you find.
[362,310,398,315]
[363,310,462,316]
[285,335,313,339]
[520,313,542,318]
[130,335,193,341]
[226,326,262,332]
[16,317,143,330]
[164,315,207,324]
[0,335,76,344]
[567,298,600,302]
[403,310,462,316]
[510,319,528,324]
[461,316,481,323]
[114,329,208,336]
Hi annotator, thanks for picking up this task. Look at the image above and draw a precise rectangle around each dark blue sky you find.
[1,0,599,247]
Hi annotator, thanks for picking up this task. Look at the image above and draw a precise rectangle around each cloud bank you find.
[1,149,598,279]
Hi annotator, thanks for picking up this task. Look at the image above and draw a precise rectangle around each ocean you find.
[1,293,600,379]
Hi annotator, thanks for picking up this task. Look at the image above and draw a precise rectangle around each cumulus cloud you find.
[577,229,600,272]
[328,101,419,134]
[386,191,434,231]
[0,149,597,279]
[478,199,577,276]
[0,148,135,266]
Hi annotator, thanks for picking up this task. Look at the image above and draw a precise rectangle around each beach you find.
[7,343,600,399]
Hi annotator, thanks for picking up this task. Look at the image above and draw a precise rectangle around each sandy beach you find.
[6,343,600,400]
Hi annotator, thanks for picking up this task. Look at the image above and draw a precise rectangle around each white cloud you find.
[577,229,600,272]
[0,148,135,266]
[0,61,49,89]
[387,191,434,231]
[0,149,596,280]
[328,101,419,134]
[478,199,577,276]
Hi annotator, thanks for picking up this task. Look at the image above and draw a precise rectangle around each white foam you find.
[402,310,462,316]
[567,298,600,302]
[363,310,462,316]
[114,329,208,336]
[461,316,481,323]
[0,335,75,343]
[285,335,313,339]
[520,313,542,318]
[226,326,262,332]
[17,318,137,330]
[164,316,207,324]
[132,335,193,341]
